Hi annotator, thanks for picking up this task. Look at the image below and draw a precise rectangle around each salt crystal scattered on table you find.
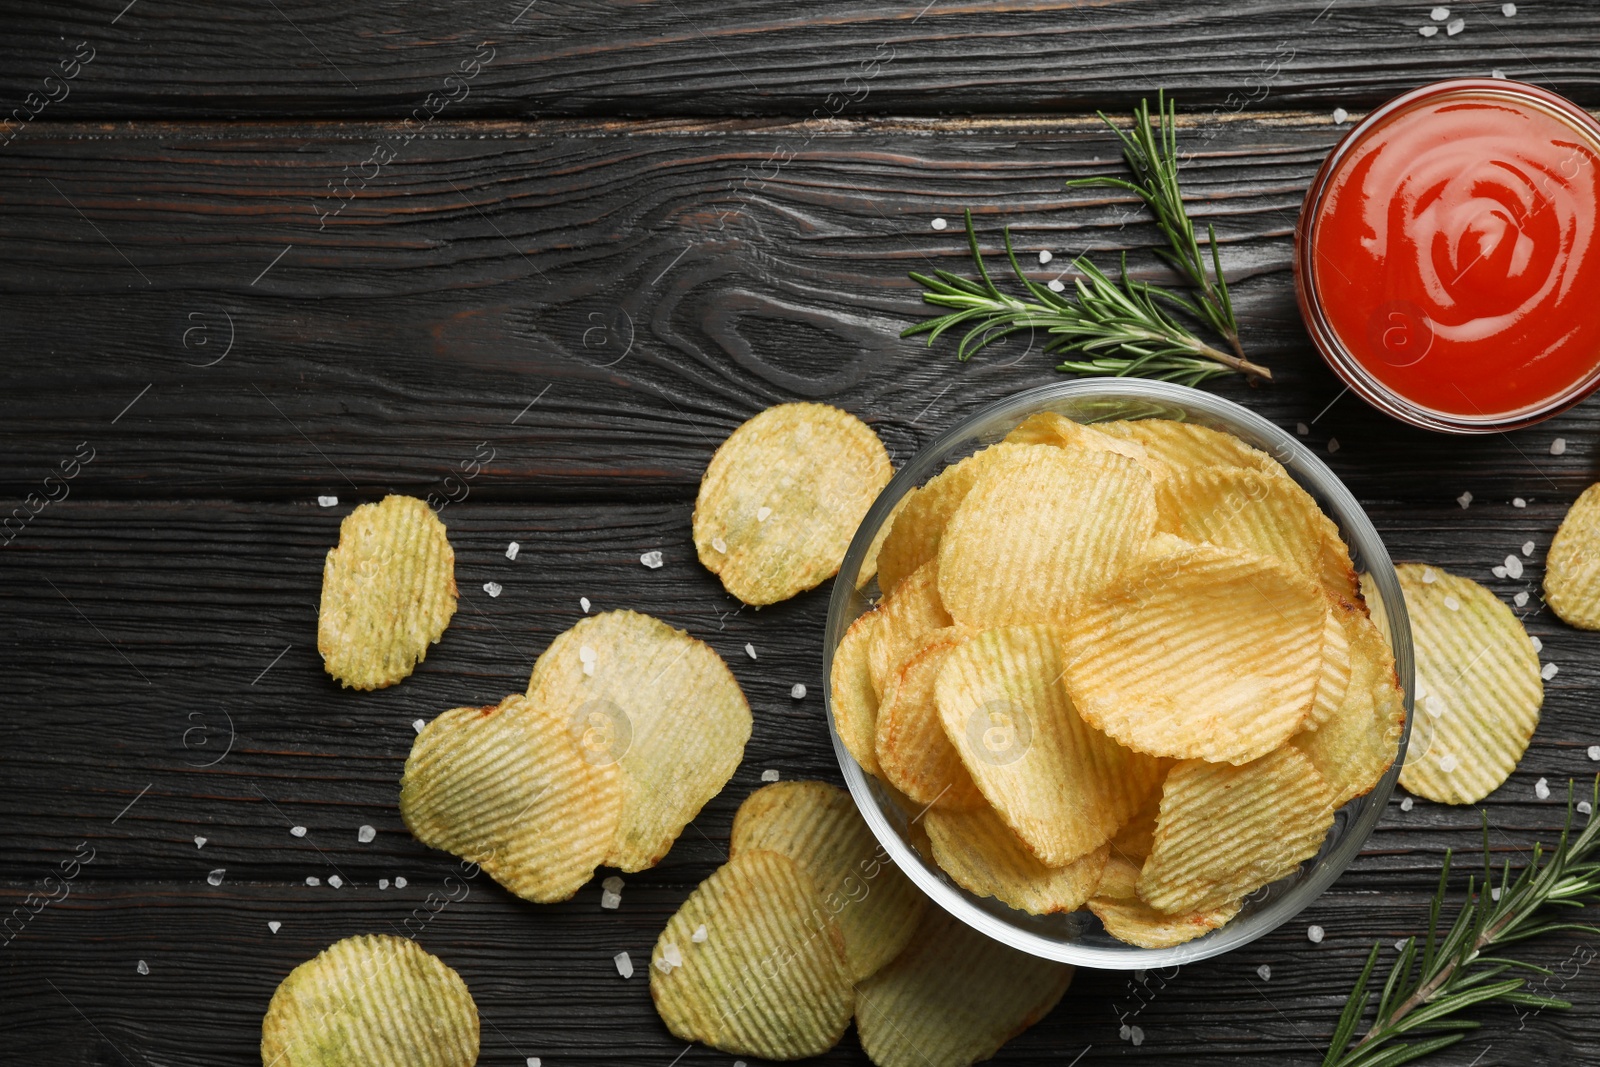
[1536,777,1551,800]
[1400,796,1414,811]
[412,719,425,734]
[1431,5,1449,19]
[1502,1,1516,12]
[1515,592,1529,607]
[394,876,407,889]
[1551,437,1567,455]
[1129,1026,1144,1046]
[1457,491,1472,508]
[1514,497,1527,508]
[528,1059,542,1067]
[1492,886,1502,901]
[1505,555,1523,579]
[207,868,225,886]
[756,506,772,523]
[194,836,206,849]
[1332,108,1349,124]
[327,874,343,889]
[483,581,503,598]
[1038,250,1053,264]
[1419,25,1439,36]
[505,541,520,561]
[1444,596,1460,611]
[614,951,634,979]
[290,825,306,838]
[1446,16,1464,34]
[1438,753,1458,772]
[1256,964,1271,981]
[790,683,807,700]
[692,923,708,943]
[1582,801,1594,816]
[1307,925,1324,943]
[640,550,663,569]
[1522,541,1535,557]
[268,921,281,934]
[1542,662,1559,680]
[379,878,390,889]
[1328,437,1341,453]
[306,876,320,887]
[745,643,758,659]
[1422,567,1437,583]
[761,769,780,782]
[931,217,948,231]
[1047,279,1066,292]
[580,596,591,613]
[1492,68,1507,79]
[1588,745,1600,761]
[1296,423,1309,436]
[1396,938,1410,951]
[358,825,375,844]
[601,875,624,910]
[137,960,149,975]
[1531,636,1543,652]
[317,495,338,507]
[1493,565,1507,579]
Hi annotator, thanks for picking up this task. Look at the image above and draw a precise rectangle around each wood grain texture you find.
[2,1,1599,119]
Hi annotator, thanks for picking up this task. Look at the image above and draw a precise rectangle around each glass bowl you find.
[824,379,1415,969]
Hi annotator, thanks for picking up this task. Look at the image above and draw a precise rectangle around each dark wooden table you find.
[5,4,1600,1064]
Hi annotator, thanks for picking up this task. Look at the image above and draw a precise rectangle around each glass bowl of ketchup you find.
[1296,79,1600,433]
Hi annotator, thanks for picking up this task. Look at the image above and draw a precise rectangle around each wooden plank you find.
[2,116,1599,508]
[3,1,1599,120]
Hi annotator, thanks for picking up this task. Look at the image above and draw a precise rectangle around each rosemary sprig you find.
[902,210,1271,387]
[1323,778,1600,1067]
[1066,90,1245,360]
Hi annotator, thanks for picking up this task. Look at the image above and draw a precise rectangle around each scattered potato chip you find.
[855,908,1073,1067]
[1154,465,1322,580]
[1066,539,1327,764]
[875,444,1027,596]
[730,781,925,981]
[923,804,1108,915]
[1306,606,1353,729]
[936,625,1164,866]
[1545,484,1600,629]
[527,610,751,871]
[868,561,953,699]
[830,610,884,776]
[1138,746,1335,915]
[400,694,622,903]
[694,403,892,605]
[261,934,479,1067]
[875,628,986,810]
[1096,418,1280,476]
[1293,609,1406,807]
[938,445,1157,627]
[1394,564,1542,805]
[651,849,854,1060]
[1087,855,1241,949]
[317,494,457,690]
[1002,411,1163,477]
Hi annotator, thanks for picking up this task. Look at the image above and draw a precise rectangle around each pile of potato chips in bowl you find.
[827,380,1415,967]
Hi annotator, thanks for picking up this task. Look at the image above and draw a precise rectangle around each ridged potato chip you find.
[1087,855,1241,949]
[1317,513,1364,609]
[651,849,854,1060]
[1002,411,1163,477]
[868,561,953,699]
[855,908,1073,1067]
[261,934,479,1067]
[1394,564,1542,805]
[1154,465,1322,580]
[875,628,985,810]
[938,445,1157,627]
[923,804,1108,915]
[1138,746,1336,914]
[1545,484,1600,629]
[1293,608,1406,807]
[1307,605,1353,730]
[526,609,751,871]
[1065,539,1327,764]
[875,444,1027,596]
[730,781,925,981]
[400,694,622,903]
[830,610,884,776]
[1105,790,1163,866]
[1097,418,1280,476]
[935,625,1165,866]
[855,493,908,591]
[694,403,892,605]
[317,494,457,690]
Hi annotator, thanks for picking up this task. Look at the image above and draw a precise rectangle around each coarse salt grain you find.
[580,596,591,612]
[601,889,622,910]
[761,769,780,782]
[1551,437,1567,455]
[931,217,948,231]
[269,921,282,934]
[664,943,683,968]
[413,719,425,734]
[640,550,663,569]
[1492,886,1502,901]
[306,876,320,887]
[1582,801,1594,816]
[1129,1026,1145,1046]
[290,826,307,838]
[580,645,597,677]
[1438,753,1458,772]
[1444,596,1460,611]
[358,825,375,844]
[1332,108,1349,124]
[1457,491,1472,508]
[1505,555,1524,579]
[1047,279,1066,292]
[1307,925,1324,943]
[327,875,343,889]
[756,506,772,523]
[1536,777,1551,799]
[692,923,708,943]
[194,836,206,849]
[1038,250,1053,264]
[1396,939,1410,951]
[1419,25,1439,37]
[1400,796,1414,811]
[379,878,390,889]
[1296,423,1309,436]
[1422,567,1437,583]
[1589,745,1600,761]
[394,876,407,889]
[528,1059,542,1067]
[207,869,225,886]
[1257,964,1271,981]
[1328,437,1341,453]
[317,495,339,507]
[137,960,149,975]
[505,541,520,561]
[1514,497,1527,508]
[1493,566,1508,579]
[1446,16,1464,34]
[1532,636,1543,651]
[1542,662,1559,680]
[1502,2,1516,13]
[483,581,503,598]
[1431,6,1449,19]
[1522,541,1535,557]
[1492,68,1507,79]
[614,951,634,979]
[791,683,807,699]
[712,537,727,553]
[745,643,758,660]
[1515,592,1529,607]
[1425,695,1444,718]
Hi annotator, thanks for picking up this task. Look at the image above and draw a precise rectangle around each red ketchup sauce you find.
[1296,80,1600,432]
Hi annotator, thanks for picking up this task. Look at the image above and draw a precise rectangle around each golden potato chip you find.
[937,445,1157,627]
[875,444,1027,596]
[855,492,909,591]
[1317,513,1364,609]
[1545,483,1600,629]
[651,849,854,1060]
[1138,746,1335,914]
[1002,411,1164,477]
[261,934,479,1067]
[1105,789,1163,866]
[694,403,892,606]
[923,804,1108,915]
[935,625,1165,866]
[855,908,1072,1067]
[875,628,986,810]
[1293,608,1406,807]
[317,494,457,690]
[400,694,622,903]
[1306,605,1353,730]
[1065,539,1327,764]
[830,610,884,776]
[1395,564,1542,805]
[1096,417,1280,476]
[1153,465,1322,579]
[1087,855,1241,949]
[730,781,925,981]
[527,609,751,871]
[868,560,954,699]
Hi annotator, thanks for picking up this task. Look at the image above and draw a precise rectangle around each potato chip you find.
[868,560,954,699]
[1306,605,1353,730]
[1316,512,1364,609]
[261,934,479,1067]
[855,493,909,591]
[874,444,1026,596]
[1138,746,1335,914]
[694,403,892,605]
[1293,608,1406,807]
[400,694,622,903]
[1065,539,1327,764]
[651,849,854,1060]
[1002,411,1163,477]
[875,628,986,810]
[1153,465,1322,580]
[317,494,457,690]
[1096,418,1280,476]
[526,610,751,871]
[923,804,1108,915]
[935,625,1165,866]
[730,781,925,981]
[855,908,1073,1067]
[830,610,884,776]
[1545,484,1600,629]
[937,445,1157,627]
[1087,855,1241,949]
[1394,564,1542,805]
[1105,790,1163,866]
